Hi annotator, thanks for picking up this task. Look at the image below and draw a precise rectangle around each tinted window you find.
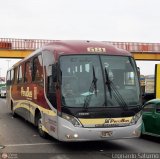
[13,67,18,84]
[33,55,43,82]
[18,65,23,83]
[24,61,32,83]
[60,55,140,108]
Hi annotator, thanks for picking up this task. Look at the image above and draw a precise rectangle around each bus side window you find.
[17,65,23,84]
[24,61,32,83]
[13,67,18,84]
[33,55,43,82]
[11,69,14,84]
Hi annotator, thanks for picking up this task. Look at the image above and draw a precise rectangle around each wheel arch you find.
[10,100,13,111]
[35,108,41,126]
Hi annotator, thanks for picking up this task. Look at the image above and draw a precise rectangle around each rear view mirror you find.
[137,67,140,78]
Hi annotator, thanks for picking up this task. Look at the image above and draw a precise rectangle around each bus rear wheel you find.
[36,114,47,138]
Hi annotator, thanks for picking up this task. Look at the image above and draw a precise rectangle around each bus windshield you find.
[60,55,140,108]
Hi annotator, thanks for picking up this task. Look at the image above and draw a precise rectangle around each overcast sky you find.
[0,0,160,77]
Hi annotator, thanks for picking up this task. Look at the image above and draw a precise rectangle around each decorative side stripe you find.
[13,100,57,117]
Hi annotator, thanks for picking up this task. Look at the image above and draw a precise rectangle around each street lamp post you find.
[0,68,1,84]
[6,60,11,69]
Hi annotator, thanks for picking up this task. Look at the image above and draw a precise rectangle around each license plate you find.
[101,131,113,137]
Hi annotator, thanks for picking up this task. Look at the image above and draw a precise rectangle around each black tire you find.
[139,131,144,138]
[140,122,146,138]
[11,102,17,118]
[36,114,47,138]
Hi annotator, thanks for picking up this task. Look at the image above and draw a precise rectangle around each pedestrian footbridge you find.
[0,38,160,60]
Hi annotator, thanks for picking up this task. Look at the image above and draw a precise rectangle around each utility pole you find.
[0,68,1,84]
[6,60,11,69]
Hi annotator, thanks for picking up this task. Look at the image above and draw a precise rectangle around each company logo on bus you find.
[105,118,130,124]
[21,87,32,98]
[105,118,113,124]
[95,118,131,128]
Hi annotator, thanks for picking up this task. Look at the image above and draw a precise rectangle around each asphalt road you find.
[0,99,160,159]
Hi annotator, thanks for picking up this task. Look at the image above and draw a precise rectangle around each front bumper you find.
[58,117,142,142]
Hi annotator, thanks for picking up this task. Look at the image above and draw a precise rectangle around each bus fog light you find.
[73,133,79,138]
[65,134,79,139]
[65,134,72,139]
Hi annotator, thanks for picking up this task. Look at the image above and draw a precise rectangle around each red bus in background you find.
[6,40,142,141]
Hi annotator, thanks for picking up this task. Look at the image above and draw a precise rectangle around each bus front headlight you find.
[62,113,82,127]
[130,111,141,125]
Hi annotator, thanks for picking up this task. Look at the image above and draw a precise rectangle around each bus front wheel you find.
[11,101,17,117]
[36,114,47,138]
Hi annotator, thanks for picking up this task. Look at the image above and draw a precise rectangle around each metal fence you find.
[0,38,54,50]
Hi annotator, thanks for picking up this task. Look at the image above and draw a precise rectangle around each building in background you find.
[140,74,155,104]
[145,75,155,94]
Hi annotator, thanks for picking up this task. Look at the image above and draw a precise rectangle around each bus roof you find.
[43,40,131,58]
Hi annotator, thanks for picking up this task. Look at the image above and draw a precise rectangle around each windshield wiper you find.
[104,68,128,110]
[83,66,98,109]
[104,68,112,98]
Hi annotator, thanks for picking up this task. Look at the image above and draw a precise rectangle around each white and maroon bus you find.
[6,40,142,141]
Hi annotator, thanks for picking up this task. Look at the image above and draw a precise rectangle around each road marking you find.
[5,142,58,147]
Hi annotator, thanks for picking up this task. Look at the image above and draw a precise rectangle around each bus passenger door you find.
[42,50,58,138]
